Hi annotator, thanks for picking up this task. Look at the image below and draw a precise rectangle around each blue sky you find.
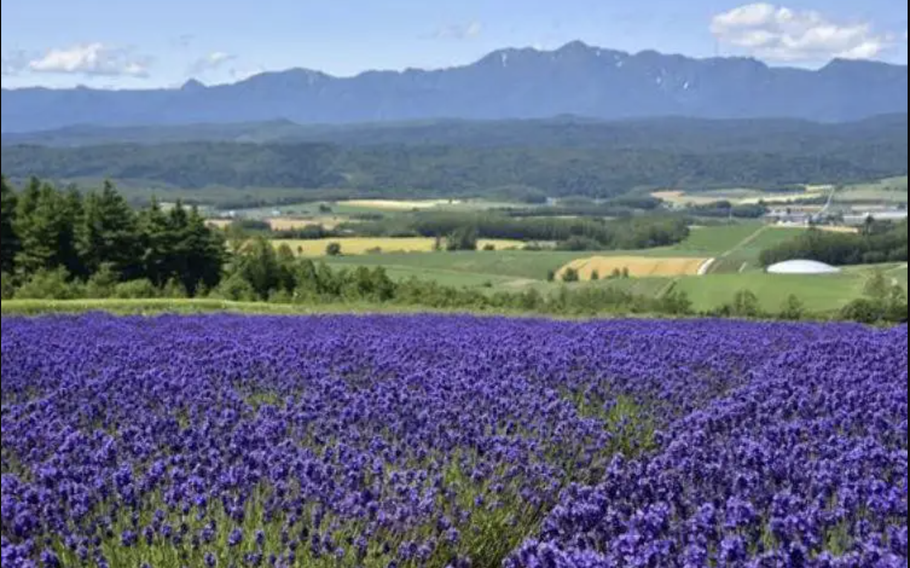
[2,0,907,89]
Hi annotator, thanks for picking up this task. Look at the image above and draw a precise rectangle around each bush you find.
[590,270,600,281]
[215,273,258,302]
[326,242,343,257]
[15,268,84,300]
[269,289,294,304]
[780,295,806,321]
[1,272,16,300]
[840,298,884,324]
[659,290,693,315]
[483,244,496,251]
[162,278,189,299]
[562,268,580,283]
[113,279,159,299]
[446,226,479,252]
[731,290,762,318]
[85,263,120,299]
[546,270,556,282]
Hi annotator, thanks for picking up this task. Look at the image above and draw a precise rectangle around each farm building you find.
[843,210,908,226]
[766,260,841,275]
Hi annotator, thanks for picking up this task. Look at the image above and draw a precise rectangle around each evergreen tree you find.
[138,198,174,287]
[14,181,83,277]
[237,237,281,301]
[1,177,20,274]
[79,181,142,280]
[180,206,225,294]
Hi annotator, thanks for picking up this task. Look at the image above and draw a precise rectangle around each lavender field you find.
[1,315,907,568]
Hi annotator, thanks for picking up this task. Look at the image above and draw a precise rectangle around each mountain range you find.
[2,42,908,132]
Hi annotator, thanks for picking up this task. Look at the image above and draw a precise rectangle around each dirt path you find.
[697,258,717,276]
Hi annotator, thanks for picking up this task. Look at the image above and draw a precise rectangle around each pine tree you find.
[79,181,142,280]
[14,181,83,277]
[1,177,20,274]
[138,198,174,287]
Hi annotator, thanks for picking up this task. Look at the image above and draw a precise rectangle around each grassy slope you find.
[675,263,908,313]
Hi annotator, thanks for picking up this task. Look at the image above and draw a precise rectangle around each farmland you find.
[2,315,906,567]
[273,237,525,256]
[556,256,709,280]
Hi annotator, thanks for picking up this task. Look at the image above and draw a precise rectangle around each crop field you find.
[556,256,709,280]
[836,176,909,204]
[2,316,906,567]
[274,238,525,256]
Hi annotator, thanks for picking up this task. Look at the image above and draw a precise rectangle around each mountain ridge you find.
[2,42,907,132]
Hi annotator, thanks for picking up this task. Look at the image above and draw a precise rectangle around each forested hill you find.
[2,114,906,151]
[2,42,907,132]
[2,115,907,198]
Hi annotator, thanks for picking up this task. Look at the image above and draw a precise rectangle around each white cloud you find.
[711,3,890,62]
[434,21,483,40]
[28,43,151,77]
[188,51,237,76]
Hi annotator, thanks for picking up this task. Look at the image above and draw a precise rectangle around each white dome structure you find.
[767,260,841,275]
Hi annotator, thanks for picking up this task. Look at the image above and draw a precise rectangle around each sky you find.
[1,1,907,89]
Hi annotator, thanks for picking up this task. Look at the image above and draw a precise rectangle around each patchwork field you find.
[556,256,709,280]
[274,237,525,256]
[836,176,908,204]
[2,316,906,567]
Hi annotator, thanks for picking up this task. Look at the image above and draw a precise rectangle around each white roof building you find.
[767,260,842,275]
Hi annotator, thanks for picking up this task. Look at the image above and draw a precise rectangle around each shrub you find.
[326,242,343,257]
[562,268,580,283]
[731,290,762,318]
[215,273,258,302]
[840,298,883,324]
[15,268,84,300]
[780,294,806,321]
[590,270,601,281]
[269,289,294,304]
[446,226,479,252]
[547,270,556,282]
[162,278,189,299]
[1,272,15,300]
[113,279,159,299]
[483,244,496,251]
[85,263,120,299]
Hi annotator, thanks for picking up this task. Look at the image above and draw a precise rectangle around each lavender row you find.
[1,315,905,568]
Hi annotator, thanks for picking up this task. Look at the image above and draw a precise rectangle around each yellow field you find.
[557,256,710,281]
[774,224,859,234]
[267,217,350,231]
[653,188,826,206]
[205,219,234,229]
[273,238,524,256]
[651,191,718,206]
[341,199,462,211]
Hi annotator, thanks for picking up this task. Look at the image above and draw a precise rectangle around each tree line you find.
[2,177,224,295]
[3,137,906,201]
[344,212,690,250]
[759,221,908,267]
